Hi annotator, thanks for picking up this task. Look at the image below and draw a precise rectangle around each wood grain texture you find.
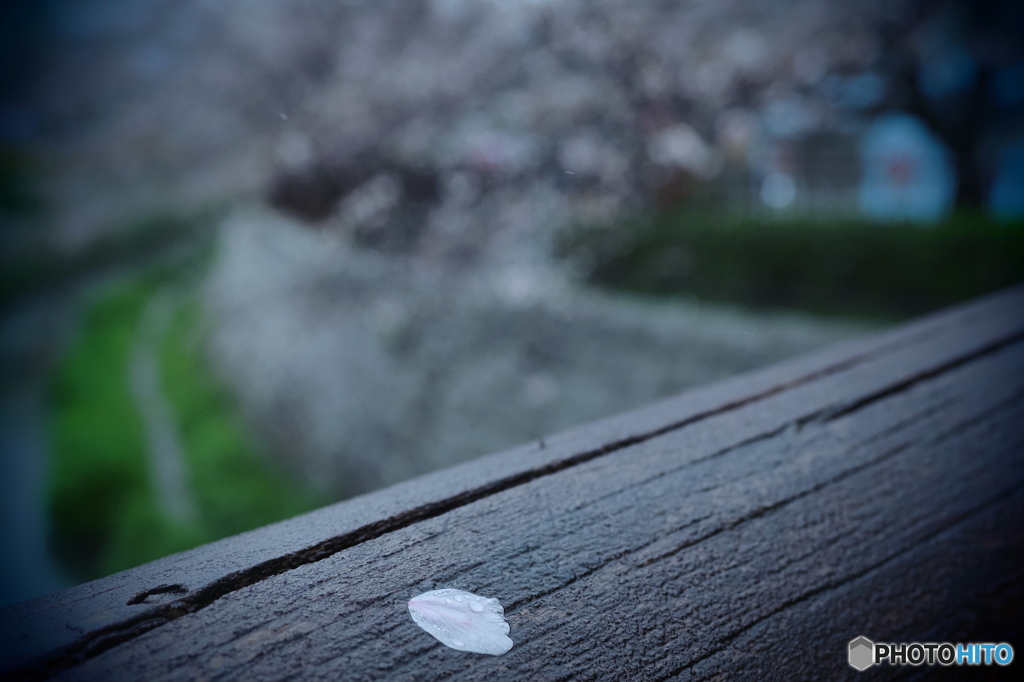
[3,285,1023,681]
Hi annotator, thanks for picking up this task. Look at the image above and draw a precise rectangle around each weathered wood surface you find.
[3,285,1023,681]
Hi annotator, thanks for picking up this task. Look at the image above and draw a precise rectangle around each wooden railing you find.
[2,285,1023,681]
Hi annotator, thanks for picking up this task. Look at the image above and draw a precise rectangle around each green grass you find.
[48,272,326,581]
[556,209,1024,320]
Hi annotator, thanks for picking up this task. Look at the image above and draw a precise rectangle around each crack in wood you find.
[818,332,1024,423]
[658,483,1024,681]
[506,514,713,613]
[577,339,1021,513]
[11,290,1023,680]
[126,584,188,606]
[635,438,916,571]
[18,338,914,679]
[384,395,1024,680]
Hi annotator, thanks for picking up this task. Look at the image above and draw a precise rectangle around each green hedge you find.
[557,210,1024,319]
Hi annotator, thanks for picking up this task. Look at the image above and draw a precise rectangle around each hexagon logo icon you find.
[849,636,875,671]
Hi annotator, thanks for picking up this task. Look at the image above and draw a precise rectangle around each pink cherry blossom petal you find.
[407,588,513,655]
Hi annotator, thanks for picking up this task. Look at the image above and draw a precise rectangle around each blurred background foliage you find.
[1,0,1023,600]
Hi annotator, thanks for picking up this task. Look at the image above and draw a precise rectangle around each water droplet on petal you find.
[407,588,514,655]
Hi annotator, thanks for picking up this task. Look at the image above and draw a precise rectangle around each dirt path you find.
[128,290,198,523]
